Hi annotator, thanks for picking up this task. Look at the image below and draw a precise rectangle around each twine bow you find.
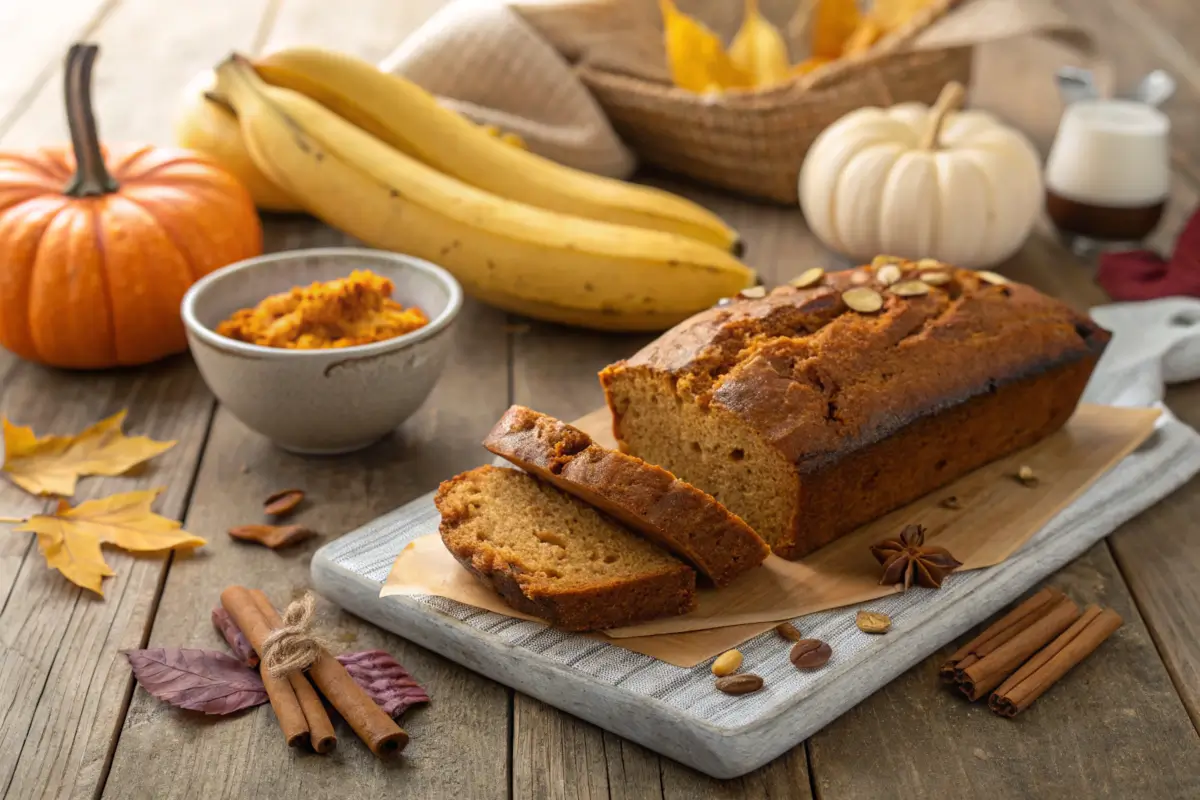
[261,592,335,678]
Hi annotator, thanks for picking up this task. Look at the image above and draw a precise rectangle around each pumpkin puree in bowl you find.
[215,269,429,349]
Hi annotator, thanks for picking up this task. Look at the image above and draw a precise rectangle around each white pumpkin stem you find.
[919,81,967,150]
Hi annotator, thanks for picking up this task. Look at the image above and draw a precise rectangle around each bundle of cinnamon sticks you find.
[219,585,408,756]
[941,587,1123,717]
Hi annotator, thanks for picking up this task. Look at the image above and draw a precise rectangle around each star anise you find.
[869,524,962,590]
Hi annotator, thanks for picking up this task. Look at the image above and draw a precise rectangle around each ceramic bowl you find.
[182,247,462,454]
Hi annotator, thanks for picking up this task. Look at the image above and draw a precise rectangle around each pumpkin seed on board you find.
[789,267,825,288]
[856,610,892,634]
[1017,465,1039,486]
[739,285,767,298]
[711,649,744,677]
[842,287,884,313]
[876,264,902,286]
[890,280,930,297]
[920,271,952,285]
[978,270,1010,285]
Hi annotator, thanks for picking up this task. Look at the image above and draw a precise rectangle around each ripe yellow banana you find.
[254,47,741,253]
[213,56,755,331]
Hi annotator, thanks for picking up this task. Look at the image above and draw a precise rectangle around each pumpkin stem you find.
[919,81,967,150]
[63,43,118,197]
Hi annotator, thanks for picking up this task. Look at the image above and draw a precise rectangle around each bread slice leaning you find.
[435,465,696,631]
[484,405,769,587]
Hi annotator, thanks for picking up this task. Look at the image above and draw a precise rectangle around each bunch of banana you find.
[208,51,754,331]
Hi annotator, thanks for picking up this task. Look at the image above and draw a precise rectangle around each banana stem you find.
[919,81,966,151]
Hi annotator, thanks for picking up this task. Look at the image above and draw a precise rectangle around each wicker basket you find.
[577,1,970,204]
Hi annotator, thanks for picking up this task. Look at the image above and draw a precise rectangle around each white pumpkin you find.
[799,83,1043,269]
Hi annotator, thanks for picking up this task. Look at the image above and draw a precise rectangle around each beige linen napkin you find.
[378,0,636,178]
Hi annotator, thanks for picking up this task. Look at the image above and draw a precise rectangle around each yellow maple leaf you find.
[811,0,862,61]
[842,16,884,56]
[660,0,751,93]
[1,411,176,496]
[729,0,793,89]
[14,490,205,595]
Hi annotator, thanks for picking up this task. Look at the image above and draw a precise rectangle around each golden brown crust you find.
[600,261,1110,559]
[434,466,697,631]
[483,406,769,587]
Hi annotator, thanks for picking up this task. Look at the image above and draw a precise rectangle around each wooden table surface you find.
[2,0,1199,797]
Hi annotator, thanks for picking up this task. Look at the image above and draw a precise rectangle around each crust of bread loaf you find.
[600,262,1110,559]
[435,467,697,631]
[483,406,769,587]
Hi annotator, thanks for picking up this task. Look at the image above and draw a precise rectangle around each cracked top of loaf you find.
[604,259,1110,465]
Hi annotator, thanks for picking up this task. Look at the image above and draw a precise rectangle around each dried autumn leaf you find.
[1,411,175,496]
[812,0,862,61]
[14,489,205,595]
[337,650,431,719]
[660,0,750,92]
[873,0,935,32]
[125,648,267,714]
[792,56,832,77]
[729,0,792,88]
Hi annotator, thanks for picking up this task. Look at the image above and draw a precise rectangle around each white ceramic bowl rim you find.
[181,247,463,358]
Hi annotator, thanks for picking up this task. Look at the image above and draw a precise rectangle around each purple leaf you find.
[337,650,430,718]
[212,607,258,668]
[125,648,268,715]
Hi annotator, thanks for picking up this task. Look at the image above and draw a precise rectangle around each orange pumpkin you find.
[0,43,262,369]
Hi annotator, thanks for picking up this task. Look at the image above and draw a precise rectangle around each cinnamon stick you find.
[958,594,1081,701]
[307,644,409,756]
[250,590,337,754]
[989,605,1123,717]
[219,586,309,747]
[940,587,1067,682]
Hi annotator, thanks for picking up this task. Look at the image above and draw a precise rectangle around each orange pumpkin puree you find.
[216,270,429,349]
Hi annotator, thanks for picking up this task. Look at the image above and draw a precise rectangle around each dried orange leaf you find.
[660,0,750,92]
[729,0,792,89]
[812,0,862,61]
[1,411,175,496]
[842,16,883,56]
[873,0,936,32]
[14,489,205,595]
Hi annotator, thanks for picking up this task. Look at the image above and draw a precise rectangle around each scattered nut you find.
[978,270,1009,285]
[789,267,825,289]
[715,674,763,695]
[916,258,942,269]
[228,524,316,549]
[872,255,902,268]
[890,280,931,297]
[856,610,892,634]
[920,271,952,286]
[739,285,767,299]
[264,488,305,518]
[876,264,902,286]
[774,622,802,642]
[1017,465,1039,486]
[939,496,962,510]
[712,649,744,677]
[842,287,884,313]
[789,639,833,669]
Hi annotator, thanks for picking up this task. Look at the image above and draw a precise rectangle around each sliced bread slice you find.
[435,465,696,631]
[483,405,769,587]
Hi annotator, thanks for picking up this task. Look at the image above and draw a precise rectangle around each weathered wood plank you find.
[0,0,273,794]
[808,544,1200,799]
[0,0,117,137]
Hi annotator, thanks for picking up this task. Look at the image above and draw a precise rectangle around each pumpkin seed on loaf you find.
[435,466,696,631]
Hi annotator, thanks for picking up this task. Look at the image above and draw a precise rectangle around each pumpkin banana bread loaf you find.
[599,259,1110,560]
[435,465,696,630]
[483,405,769,587]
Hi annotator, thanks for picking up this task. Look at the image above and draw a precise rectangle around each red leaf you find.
[211,607,258,668]
[125,648,267,715]
[337,650,430,718]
